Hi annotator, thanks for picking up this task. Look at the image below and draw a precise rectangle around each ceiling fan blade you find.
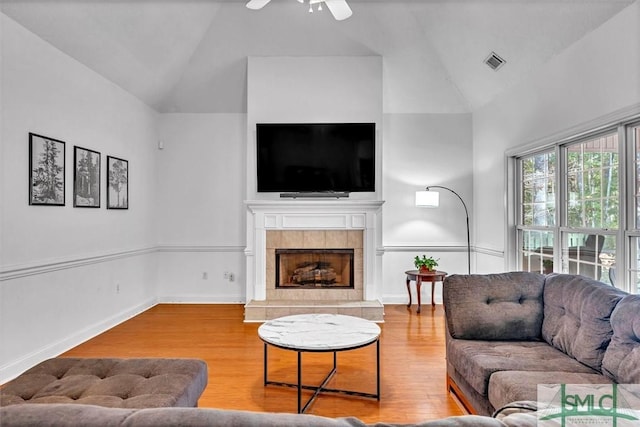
[246,0,272,10]
[324,0,352,21]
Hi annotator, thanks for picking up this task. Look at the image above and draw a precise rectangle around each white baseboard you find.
[156,296,245,304]
[0,298,157,384]
[382,294,443,305]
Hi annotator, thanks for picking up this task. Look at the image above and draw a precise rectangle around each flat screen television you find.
[256,123,375,194]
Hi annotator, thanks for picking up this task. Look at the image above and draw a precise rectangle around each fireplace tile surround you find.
[244,200,384,322]
[267,230,362,298]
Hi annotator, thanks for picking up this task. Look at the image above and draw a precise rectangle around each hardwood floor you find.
[62,303,464,424]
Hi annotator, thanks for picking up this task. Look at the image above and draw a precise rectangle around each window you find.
[630,125,640,292]
[519,151,556,274]
[563,134,618,284]
[565,134,618,230]
[522,152,556,228]
[514,119,640,293]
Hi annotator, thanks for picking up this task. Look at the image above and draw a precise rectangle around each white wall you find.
[472,2,640,273]
[0,13,159,382]
[155,56,476,307]
[246,56,383,201]
[381,113,473,303]
[156,114,246,302]
[154,57,475,308]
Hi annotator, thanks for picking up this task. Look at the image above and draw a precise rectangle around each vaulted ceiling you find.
[1,0,635,114]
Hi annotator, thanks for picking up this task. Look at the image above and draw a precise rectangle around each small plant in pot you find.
[414,255,439,273]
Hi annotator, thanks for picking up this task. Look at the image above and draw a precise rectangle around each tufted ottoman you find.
[0,358,208,408]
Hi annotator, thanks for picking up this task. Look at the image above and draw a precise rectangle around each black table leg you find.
[297,351,302,413]
[263,343,268,386]
[263,339,380,413]
[376,339,380,399]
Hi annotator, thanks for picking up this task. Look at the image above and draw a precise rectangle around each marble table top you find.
[258,313,381,351]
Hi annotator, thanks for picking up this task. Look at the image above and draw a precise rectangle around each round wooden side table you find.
[404,270,447,313]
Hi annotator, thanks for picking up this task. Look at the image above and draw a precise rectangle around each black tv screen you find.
[256,123,375,193]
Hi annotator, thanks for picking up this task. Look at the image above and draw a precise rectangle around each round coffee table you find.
[258,313,381,413]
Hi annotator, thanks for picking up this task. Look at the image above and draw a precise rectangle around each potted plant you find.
[414,255,439,273]
[543,259,553,274]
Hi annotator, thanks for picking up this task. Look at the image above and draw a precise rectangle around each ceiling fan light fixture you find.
[246,0,351,21]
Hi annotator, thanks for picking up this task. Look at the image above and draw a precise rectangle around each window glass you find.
[632,237,640,293]
[636,127,640,228]
[563,232,614,283]
[566,134,618,229]
[521,152,555,226]
[520,229,554,274]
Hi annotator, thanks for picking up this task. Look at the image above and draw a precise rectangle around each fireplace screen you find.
[275,249,354,288]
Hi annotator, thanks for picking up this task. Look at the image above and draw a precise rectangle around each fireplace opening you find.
[275,249,354,289]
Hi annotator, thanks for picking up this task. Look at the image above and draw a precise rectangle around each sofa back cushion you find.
[602,295,640,383]
[444,272,545,340]
[542,274,627,372]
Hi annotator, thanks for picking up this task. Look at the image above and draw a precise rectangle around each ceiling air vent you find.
[484,51,506,71]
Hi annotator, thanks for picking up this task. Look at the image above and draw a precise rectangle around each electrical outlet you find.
[223,272,229,280]
[228,273,234,282]
[202,272,208,280]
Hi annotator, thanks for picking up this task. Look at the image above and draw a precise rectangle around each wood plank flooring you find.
[62,303,464,424]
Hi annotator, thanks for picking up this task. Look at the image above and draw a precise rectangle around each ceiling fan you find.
[246,0,353,21]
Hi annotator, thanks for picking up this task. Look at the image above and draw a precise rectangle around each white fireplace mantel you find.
[244,199,385,303]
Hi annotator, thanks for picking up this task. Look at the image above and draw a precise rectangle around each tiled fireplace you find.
[244,200,384,322]
[274,248,355,289]
[267,230,361,298]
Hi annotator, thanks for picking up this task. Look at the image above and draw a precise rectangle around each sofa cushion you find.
[542,274,627,372]
[0,358,208,408]
[488,370,613,411]
[602,294,640,383]
[444,272,545,340]
[0,403,527,427]
[447,339,596,397]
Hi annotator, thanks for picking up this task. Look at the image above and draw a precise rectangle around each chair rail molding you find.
[0,247,157,281]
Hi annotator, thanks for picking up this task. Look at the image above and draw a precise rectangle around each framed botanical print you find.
[107,156,128,209]
[74,146,101,208]
[29,133,65,206]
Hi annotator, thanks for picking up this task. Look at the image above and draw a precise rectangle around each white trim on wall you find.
[0,247,156,281]
[384,245,477,253]
[156,296,245,304]
[156,245,246,253]
[0,245,246,281]
[384,245,503,260]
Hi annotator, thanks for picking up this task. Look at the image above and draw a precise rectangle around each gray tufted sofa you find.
[443,272,640,416]
[0,358,208,408]
[0,403,541,427]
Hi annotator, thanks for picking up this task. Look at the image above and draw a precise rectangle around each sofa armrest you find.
[443,272,545,341]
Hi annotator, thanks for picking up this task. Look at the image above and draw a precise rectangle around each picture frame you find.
[107,156,128,209]
[73,146,101,208]
[29,133,65,206]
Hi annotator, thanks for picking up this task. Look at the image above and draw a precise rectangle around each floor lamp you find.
[415,185,471,275]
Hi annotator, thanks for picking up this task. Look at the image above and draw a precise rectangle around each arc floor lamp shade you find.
[415,186,470,274]
[415,190,439,207]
